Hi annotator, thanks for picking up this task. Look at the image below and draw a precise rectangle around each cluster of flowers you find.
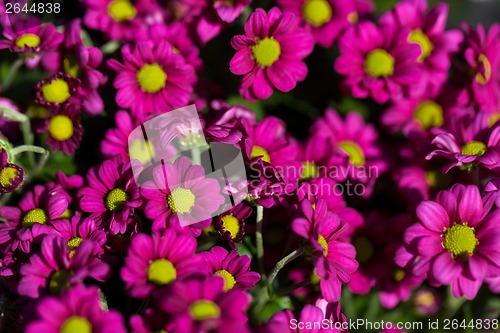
[0,0,499,332]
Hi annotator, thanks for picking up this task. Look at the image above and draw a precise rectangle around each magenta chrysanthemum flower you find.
[0,184,68,253]
[214,203,252,250]
[292,199,358,302]
[18,234,110,298]
[51,213,107,257]
[458,24,500,111]
[25,284,127,333]
[485,179,500,207]
[396,184,500,299]
[230,7,314,101]
[81,0,160,41]
[43,105,83,154]
[261,300,346,333]
[42,19,107,115]
[335,21,423,103]
[310,109,387,195]
[0,21,63,62]
[35,72,81,109]
[379,0,463,97]
[426,112,500,172]
[0,149,24,193]
[141,156,225,236]
[154,276,252,333]
[107,41,196,119]
[78,158,142,234]
[277,0,361,48]
[200,246,260,292]
[121,229,203,298]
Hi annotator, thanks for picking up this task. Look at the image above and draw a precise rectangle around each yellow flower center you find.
[168,188,196,214]
[476,54,492,85]
[393,269,406,282]
[107,0,137,22]
[189,300,221,321]
[104,188,128,211]
[129,139,155,164]
[300,161,319,181]
[48,115,74,141]
[461,141,487,156]
[213,269,236,291]
[318,235,328,257]
[68,237,83,249]
[136,64,167,93]
[58,209,74,220]
[347,11,358,24]
[338,141,365,166]
[408,30,433,61]
[489,113,500,128]
[22,208,48,228]
[364,49,395,77]
[251,145,270,163]
[310,270,320,285]
[353,236,374,264]
[60,316,92,333]
[413,101,443,129]
[0,166,19,188]
[63,55,80,78]
[442,224,478,258]
[302,0,332,27]
[221,215,240,239]
[147,259,177,285]
[415,291,435,307]
[15,33,40,49]
[251,38,281,67]
[48,269,72,294]
[42,78,71,104]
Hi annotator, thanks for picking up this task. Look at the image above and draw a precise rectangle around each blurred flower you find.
[414,288,441,316]
[292,199,358,301]
[154,276,252,333]
[25,284,126,333]
[396,184,500,299]
[108,41,196,119]
[380,0,463,97]
[141,156,225,237]
[335,21,423,103]
[18,234,109,298]
[230,7,314,101]
[0,149,24,193]
[200,246,260,291]
[78,158,142,234]
[121,229,202,298]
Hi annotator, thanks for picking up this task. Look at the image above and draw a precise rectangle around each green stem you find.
[138,296,150,315]
[256,205,265,275]
[191,146,201,166]
[267,247,304,288]
[11,145,47,156]
[2,58,23,91]
[31,150,50,176]
[0,107,28,123]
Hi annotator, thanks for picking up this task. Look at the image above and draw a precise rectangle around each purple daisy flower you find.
[35,72,81,109]
[107,41,196,119]
[292,199,358,302]
[0,20,63,66]
[200,246,260,292]
[379,0,463,97]
[214,203,252,250]
[51,213,107,257]
[230,7,314,101]
[0,184,68,253]
[0,148,24,193]
[42,19,108,115]
[120,229,203,298]
[25,284,127,333]
[141,156,225,237]
[485,178,500,207]
[78,158,142,234]
[277,0,361,48]
[18,234,110,298]
[154,276,252,333]
[396,184,500,299]
[43,105,83,154]
[426,112,500,172]
[335,21,423,103]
